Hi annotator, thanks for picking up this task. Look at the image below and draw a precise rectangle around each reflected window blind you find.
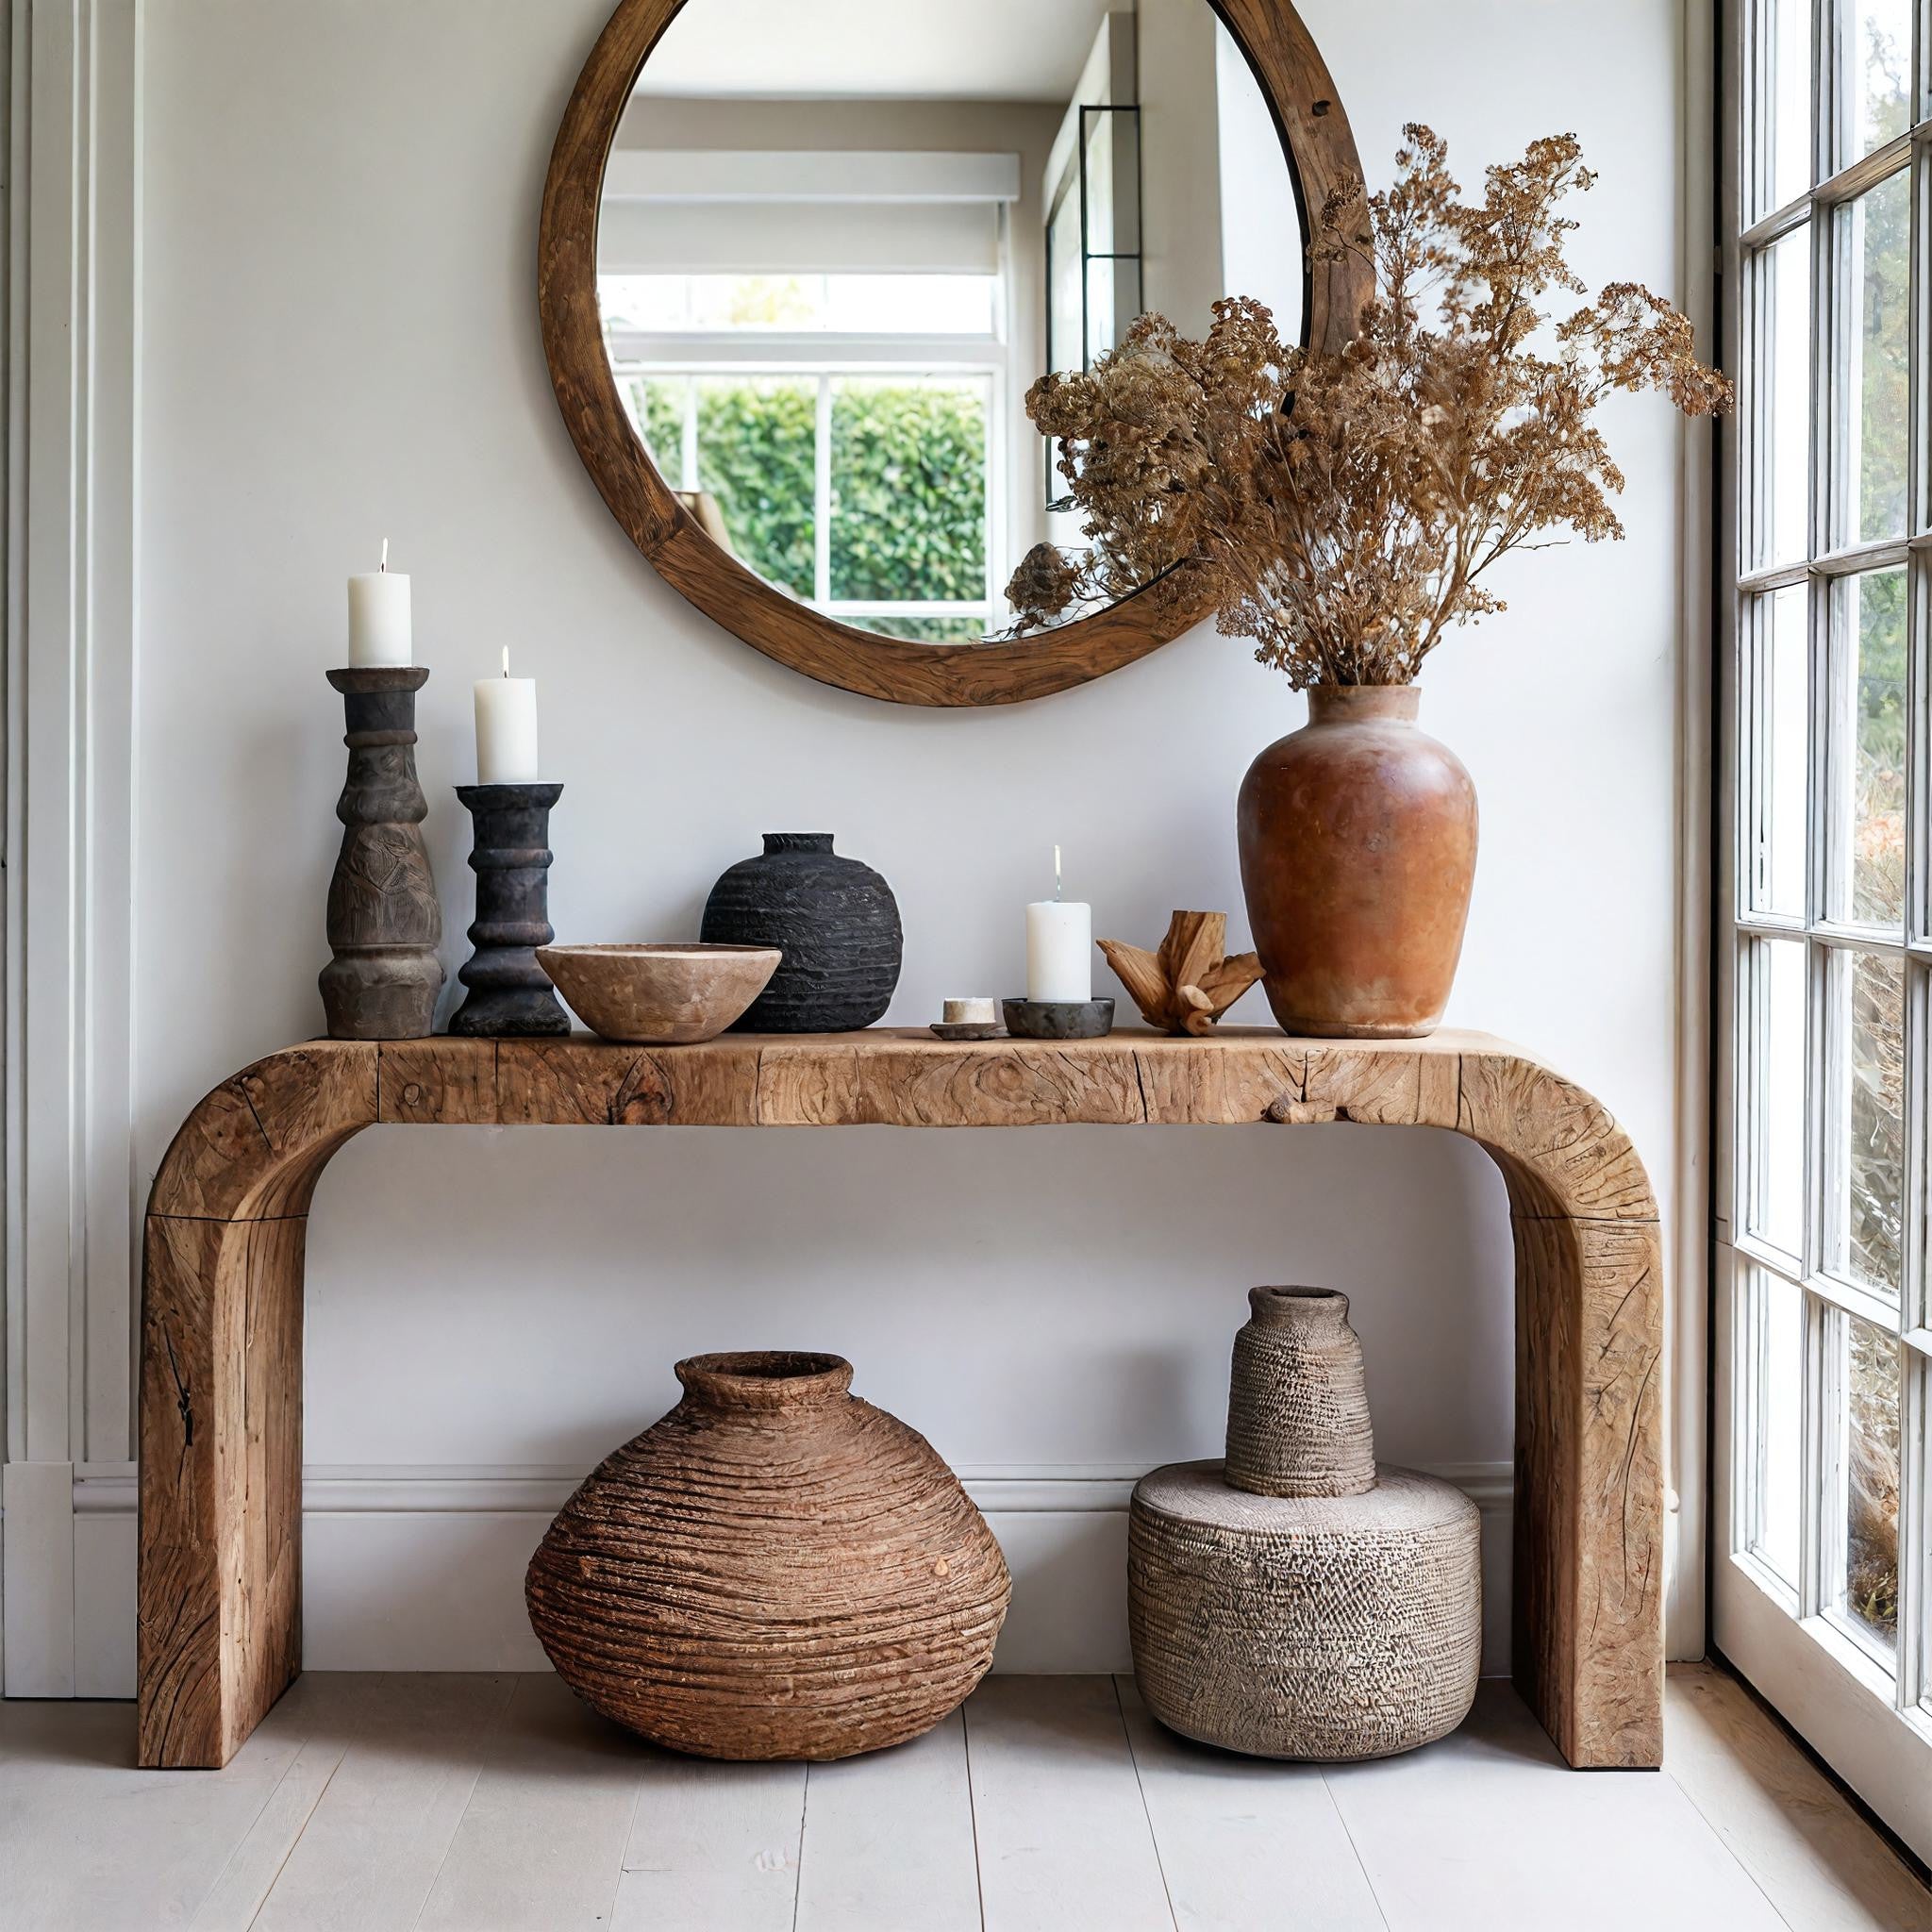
[597,148,1019,276]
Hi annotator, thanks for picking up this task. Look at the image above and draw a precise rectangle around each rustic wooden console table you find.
[137,1029,1662,1772]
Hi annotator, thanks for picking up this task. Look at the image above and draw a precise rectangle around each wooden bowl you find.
[536,943,782,1044]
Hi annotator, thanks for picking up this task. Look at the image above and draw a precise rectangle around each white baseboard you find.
[59,1460,1514,1696]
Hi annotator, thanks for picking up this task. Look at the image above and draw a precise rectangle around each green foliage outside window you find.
[618,369,989,623]
[699,379,820,599]
[829,380,987,605]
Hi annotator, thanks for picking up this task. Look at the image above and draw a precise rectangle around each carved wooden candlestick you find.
[319,667,444,1041]
[449,782,570,1036]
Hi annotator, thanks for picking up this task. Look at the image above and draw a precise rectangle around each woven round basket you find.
[526,1351,1010,1761]
[1129,1458,1481,1760]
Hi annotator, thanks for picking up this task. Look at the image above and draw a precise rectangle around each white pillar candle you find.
[475,648,540,783]
[346,541,411,667]
[1025,847,1091,1002]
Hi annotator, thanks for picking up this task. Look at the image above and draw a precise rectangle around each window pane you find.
[1745,938,1808,1257]
[1828,948,1906,1295]
[616,372,691,485]
[1763,0,1814,212]
[1750,227,1811,572]
[1827,1309,1901,1660]
[693,377,817,600]
[1832,567,1907,926]
[1743,1267,1806,1587]
[828,377,987,606]
[1838,0,1914,163]
[1834,171,1910,547]
[821,276,997,335]
[1748,586,1810,914]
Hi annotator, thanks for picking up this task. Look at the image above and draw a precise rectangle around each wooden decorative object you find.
[535,942,781,1044]
[536,0,1372,707]
[1131,1287,1480,1760]
[1099,911,1264,1036]
[137,1028,1663,1774]
[318,668,443,1041]
[525,1352,1010,1760]
[448,783,569,1037]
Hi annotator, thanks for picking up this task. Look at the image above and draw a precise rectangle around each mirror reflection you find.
[598,0,1306,644]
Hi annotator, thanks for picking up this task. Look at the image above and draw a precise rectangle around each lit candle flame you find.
[502,646,510,678]
[379,537,389,573]
[1054,843,1062,903]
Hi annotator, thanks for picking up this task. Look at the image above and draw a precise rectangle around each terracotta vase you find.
[1237,686,1476,1039]
[525,1351,1010,1762]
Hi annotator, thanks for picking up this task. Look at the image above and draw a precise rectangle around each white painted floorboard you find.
[0,1667,1920,1931]
[1115,1674,1387,1931]
[964,1674,1179,1932]
[792,1710,981,1932]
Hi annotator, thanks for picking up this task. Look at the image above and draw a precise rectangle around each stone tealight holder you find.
[1002,997,1114,1041]
[449,782,570,1037]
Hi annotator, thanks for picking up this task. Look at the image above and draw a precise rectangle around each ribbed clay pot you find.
[1130,1287,1480,1761]
[701,833,902,1033]
[1237,687,1476,1039]
[525,1351,1009,1761]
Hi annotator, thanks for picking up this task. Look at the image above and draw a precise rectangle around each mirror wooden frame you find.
[539,0,1370,707]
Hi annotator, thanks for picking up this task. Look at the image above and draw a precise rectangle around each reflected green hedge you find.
[625,374,986,610]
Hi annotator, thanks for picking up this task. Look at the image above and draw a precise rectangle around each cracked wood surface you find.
[139,1029,1663,1772]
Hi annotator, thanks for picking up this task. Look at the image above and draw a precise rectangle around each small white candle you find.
[346,540,411,667]
[475,647,540,783]
[944,997,996,1025]
[1025,845,1091,1002]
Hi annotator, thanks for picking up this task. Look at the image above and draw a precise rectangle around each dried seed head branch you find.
[1006,128,1731,686]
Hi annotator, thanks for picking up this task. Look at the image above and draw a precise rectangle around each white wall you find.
[104,0,1690,1679]
[1137,0,1224,333]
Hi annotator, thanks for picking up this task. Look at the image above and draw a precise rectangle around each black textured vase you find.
[701,833,902,1032]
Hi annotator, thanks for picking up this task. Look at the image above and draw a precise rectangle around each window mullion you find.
[814,375,832,609]
[1802,1284,1831,1619]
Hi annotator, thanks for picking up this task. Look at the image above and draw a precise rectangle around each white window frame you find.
[1716,0,1932,1864]
[608,325,1008,637]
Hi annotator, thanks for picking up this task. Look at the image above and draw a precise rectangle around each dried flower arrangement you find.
[1008,127,1733,684]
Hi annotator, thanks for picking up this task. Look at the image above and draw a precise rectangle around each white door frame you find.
[1711,0,1932,1864]
[0,0,142,1698]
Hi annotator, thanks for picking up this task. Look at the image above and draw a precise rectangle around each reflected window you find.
[606,271,1003,636]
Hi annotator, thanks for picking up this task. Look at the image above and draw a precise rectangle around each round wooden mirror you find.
[540,0,1367,706]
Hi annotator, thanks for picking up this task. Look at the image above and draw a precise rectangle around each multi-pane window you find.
[602,272,1006,642]
[1724,0,1931,1828]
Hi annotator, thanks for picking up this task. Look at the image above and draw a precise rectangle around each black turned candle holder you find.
[319,667,444,1041]
[449,782,570,1037]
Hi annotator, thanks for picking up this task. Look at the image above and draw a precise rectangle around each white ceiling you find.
[635,0,1121,102]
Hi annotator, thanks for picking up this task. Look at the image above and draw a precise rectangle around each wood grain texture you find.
[138,1027,1661,1772]
[535,0,1373,708]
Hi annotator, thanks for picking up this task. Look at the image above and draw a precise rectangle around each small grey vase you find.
[1129,1285,1481,1762]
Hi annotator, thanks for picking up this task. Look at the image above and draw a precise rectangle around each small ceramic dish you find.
[1001,997,1116,1041]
